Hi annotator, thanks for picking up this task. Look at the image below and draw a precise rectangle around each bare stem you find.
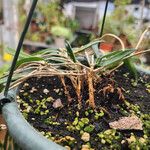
[87,69,95,109]
[60,76,72,103]
[77,76,82,106]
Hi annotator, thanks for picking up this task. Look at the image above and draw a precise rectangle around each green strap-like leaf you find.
[16,57,44,68]
[74,40,103,54]
[96,50,121,66]
[6,47,30,59]
[124,58,138,80]
[32,48,60,56]
[97,49,135,67]
[46,57,68,63]
[65,41,77,63]
[0,72,30,85]
[92,43,103,58]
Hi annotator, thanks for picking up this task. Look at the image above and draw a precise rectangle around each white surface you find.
[2,0,19,49]
[64,1,115,22]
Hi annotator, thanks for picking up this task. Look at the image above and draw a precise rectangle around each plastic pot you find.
[1,89,66,150]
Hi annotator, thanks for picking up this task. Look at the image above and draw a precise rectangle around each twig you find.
[100,33,125,50]
[136,26,150,49]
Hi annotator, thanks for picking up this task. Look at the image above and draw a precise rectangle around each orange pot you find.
[100,43,113,52]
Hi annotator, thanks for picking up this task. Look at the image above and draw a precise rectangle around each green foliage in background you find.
[99,0,139,47]
[51,26,72,39]
[114,0,132,6]
[19,0,79,42]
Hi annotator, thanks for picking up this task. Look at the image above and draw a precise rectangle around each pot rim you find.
[134,63,150,75]
[2,89,65,150]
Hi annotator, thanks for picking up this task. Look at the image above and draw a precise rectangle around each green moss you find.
[84,125,95,133]
[119,107,129,116]
[94,110,104,120]
[66,125,76,131]
[131,79,137,87]
[75,125,81,130]
[44,117,60,126]
[97,129,122,148]
[22,112,28,119]
[81,118,89,124]
[125,101,140,114]
[22,103,29,107]
[73,117,78,126]
[85,111,89,116]
[88,109,94,114]
[127,133,149,150]
[78,121,85,128]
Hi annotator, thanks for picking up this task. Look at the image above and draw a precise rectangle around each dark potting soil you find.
[17,67,150,150]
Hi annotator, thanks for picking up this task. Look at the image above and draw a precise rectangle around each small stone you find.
[52,99,63,108]
[43,89,49,94]
[109,116,143,130]
[65,136,75,141]
[65,146,71,150]
[101,139,106,144]
[26,106,31,113]
[54,89,59,93]
[23,83,29,87]
[19,90,24,93]
[81,132,90,142]
[0,124,7,130]
[30,87,37,93]
[81,145,90,150]
[121,140,125,144]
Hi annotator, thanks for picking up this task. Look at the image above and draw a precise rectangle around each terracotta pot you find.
[100,43,113,52]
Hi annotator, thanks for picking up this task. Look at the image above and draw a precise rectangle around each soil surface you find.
[17,67,150,150]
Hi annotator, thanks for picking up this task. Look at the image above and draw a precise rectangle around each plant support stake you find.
[99,0,109,37]
[4,0,38,97]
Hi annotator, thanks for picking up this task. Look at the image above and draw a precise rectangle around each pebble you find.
[30,87,37,93]
[23,83,29,87]
[109,115,143,130]
[0,124,7,130]
[81,145,90,150]
[52,99,63,108]
[81,132,90,142]
[43,89,49,94]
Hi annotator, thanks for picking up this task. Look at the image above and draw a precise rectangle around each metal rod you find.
[4,0,38,97]
[99,0,109,37]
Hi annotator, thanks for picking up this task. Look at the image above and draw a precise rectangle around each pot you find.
[1,89,65,150]
[99,43,113,52]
